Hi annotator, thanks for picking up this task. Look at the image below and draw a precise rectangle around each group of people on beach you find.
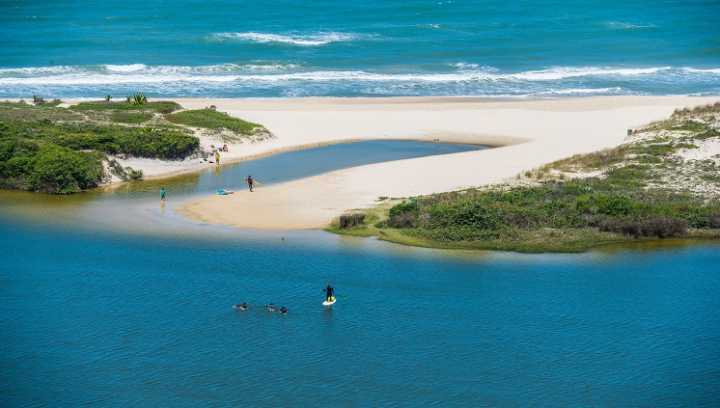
[210,144,229,165]
[157,174,256,203]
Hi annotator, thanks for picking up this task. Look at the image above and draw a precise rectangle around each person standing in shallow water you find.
[160,187,167,202]
[246,175,254,192]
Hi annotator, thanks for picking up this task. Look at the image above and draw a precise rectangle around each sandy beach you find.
[159,96,717,229]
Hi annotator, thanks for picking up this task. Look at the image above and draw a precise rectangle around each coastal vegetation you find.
[0,97,266,194]
[166,108,264,135]
[331,102,720,252]
[70,99,181,114]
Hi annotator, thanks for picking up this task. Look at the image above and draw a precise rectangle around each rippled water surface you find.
[2,219,719,406]
[1,140,719,406]
[1,0,719,97]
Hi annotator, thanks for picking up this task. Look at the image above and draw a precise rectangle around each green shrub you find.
[710,215,720,229]
[599,217,687,239]
[166,109,263,134]
[110,111,153,124]
[672,121,708,132]
[5,121,198,160]
[383,178,720,244]
[111,127,199,159]
[594,194,636,216]
[338,213,366,229]
[388,198,419,218]
[0,100,207,193]
[126,167,143,180]
[29,144,105,193]
[70,100,181,114]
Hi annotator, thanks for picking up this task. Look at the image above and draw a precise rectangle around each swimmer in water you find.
[233,302,248,311]
[279,306,288,315]
[265,303,276,312]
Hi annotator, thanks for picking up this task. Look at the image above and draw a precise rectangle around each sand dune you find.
[172,96,717,229]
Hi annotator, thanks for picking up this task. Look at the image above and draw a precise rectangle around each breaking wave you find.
[0,63,718,97]
[0,64,713,85]
[208,31,362,46]
[604,21,657,30]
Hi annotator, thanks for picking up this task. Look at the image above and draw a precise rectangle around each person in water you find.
[265,303,276,312]
[160,187,167,202]
[279,306,288,315]
[246,175,255,192]
[324,283,335,302]
[233,302,248,311]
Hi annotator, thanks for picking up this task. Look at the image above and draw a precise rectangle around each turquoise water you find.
[2,220,720,406]
[1,0,719,97]
[2,3,720,404]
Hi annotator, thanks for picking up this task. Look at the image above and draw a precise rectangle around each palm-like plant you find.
[130,92,147,105]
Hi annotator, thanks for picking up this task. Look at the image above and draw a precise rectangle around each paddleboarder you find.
[324,283,335,302]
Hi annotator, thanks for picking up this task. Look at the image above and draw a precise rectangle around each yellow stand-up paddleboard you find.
[322,296,336,307]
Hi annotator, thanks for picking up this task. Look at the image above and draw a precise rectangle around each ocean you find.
[1,0,719,98]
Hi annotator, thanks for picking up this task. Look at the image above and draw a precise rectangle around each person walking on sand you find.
[160,187,167,202]
[246,175,255,192]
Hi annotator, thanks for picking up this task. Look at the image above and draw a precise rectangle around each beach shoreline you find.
[159,95,718,230]
[81,96,528,188]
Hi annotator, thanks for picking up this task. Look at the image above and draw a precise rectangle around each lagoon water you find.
[2,218,720,406]
[0,140,481,234]
[1,140,719,406]
[1,0,719,97]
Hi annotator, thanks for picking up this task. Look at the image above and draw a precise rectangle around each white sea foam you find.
[104,64,147,73]
[0,64,717,88]
[537,87,624,96]
[208,32,361,46]
[507,66,671,81]
[102,63,298,75]
[0,66,80,76]
[450,62,483,70]
[681,67,720,74]
[605,21,657,30]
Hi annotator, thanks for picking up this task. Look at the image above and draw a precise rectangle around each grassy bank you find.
[0,97,267,194]
[330,102,720,253]
[166,108,262,134]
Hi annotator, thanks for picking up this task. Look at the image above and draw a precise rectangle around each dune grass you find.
[166,109,264,134]
[70,100,181,114]
[330,102,720,253]
[109,111,154,124]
